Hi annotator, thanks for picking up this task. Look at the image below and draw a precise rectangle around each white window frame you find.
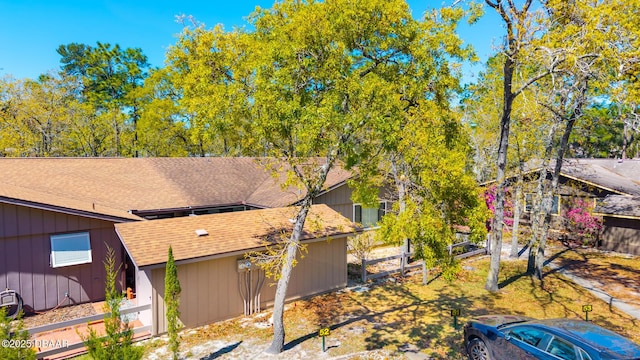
[353,201,388,229]
[50,232,92,268]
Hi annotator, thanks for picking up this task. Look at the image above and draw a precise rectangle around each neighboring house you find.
[0,157,364,322]
[503,158,640,253]
[594,196,640,256]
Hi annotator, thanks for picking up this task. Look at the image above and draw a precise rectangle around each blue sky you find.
[0,0,502,81]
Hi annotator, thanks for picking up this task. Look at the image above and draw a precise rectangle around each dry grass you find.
[549,244,640,306]
[161,249,640,359]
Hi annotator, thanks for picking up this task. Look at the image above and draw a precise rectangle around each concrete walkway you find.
[545,262,640,320]
[500,242,640,321]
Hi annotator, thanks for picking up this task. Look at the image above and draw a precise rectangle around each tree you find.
[81,244,142,360]
[464,52,550,260]
[166,19,254,156]
[365,4,489,277]
[164,246,181,360]
[167,0,475,353]
[132,68,190,157]
[482,0,553,292]
[524,0,640,278]
[0,307,36,360]
[0,74,79,156]
[57,42,149,156]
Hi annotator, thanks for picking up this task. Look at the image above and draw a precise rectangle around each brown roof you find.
[522,158,640,196]
[558,159,640,196]
[0,157,353,219]
[115,204,357,268]
[595,195,640,219]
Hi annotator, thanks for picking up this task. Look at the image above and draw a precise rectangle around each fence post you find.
[422,260,427,285]
[400,250,406,276]
[361,258,367,283]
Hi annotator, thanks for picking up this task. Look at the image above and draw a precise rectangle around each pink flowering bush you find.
[484,184,514,229]
[563,198,603,246]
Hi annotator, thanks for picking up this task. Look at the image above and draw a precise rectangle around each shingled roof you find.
[522,158,640,196]
[0,157,353,220]
[595,195,640,219]
[115,204,357,268]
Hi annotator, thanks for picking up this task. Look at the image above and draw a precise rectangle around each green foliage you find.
[347,232,378,263]
[0,74,81,157]
[132,68,190,157]
[57,42,150,156]
[164,246,182,360]
[81,244,142,360]
[0,307,36,360]
[569,105,626,158]
[376,104,489,276]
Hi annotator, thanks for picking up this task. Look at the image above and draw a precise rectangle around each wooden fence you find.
[26,303,151,359]
[360,241,487,283]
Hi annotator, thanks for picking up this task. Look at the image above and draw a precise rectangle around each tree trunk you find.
[485,53,516,293]
[510,179,522,258]
[391,157,409,273]
[533,112,580,278]
[265,157,335,354]
[265,201,312,354]
[526,117,561,274]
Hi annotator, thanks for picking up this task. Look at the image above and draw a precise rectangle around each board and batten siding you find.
[314,183,354,222]
[151,237,347,334]
[600,217,640,256]
[0,202,124,311]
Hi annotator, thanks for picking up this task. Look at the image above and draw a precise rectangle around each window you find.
[509,327,547,347]
[578,348,592,360]
[50,232,92,268]
[354,202,387,228]
[546,337,577,360]
[525,194,560,215]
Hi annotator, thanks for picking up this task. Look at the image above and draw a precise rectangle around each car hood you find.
[471,315,534,328]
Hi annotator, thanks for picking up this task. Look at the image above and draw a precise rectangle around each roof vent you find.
[195,229,209,237]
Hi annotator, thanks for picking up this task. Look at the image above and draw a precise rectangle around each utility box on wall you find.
[236,259,257,272]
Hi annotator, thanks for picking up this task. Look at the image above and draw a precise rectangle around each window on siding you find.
[354,202,387,228]
[50,232,92,268]
[525,194,560,215]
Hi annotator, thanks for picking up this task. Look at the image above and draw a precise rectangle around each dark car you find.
[463,315,640,360]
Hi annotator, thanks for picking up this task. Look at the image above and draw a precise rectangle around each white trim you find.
[50,232,92,268]
[353,201,388,229]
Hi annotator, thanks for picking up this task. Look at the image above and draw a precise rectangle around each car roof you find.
[523,319,640,358]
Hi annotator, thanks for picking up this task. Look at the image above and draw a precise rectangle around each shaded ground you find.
[23,241,637,359]
[136,243,640,360]
[546,244,640,309]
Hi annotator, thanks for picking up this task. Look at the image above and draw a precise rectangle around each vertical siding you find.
[601,217,640,256]
[315,184,354,221]
[315,183,394,223]
[0,203,125,312]
[151,237,347,334]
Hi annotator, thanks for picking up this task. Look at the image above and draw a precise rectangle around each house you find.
[594,196,640,255]
[504,158,640,254]
[0,157,374,322]
[115,204,355,334]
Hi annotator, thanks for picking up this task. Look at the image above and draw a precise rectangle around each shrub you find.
[563,198,603,246]
[81,244,143,360]
[165,246,182,360]
[348,232,377,262]
[0,307,36,360]
[483,184,514,228]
